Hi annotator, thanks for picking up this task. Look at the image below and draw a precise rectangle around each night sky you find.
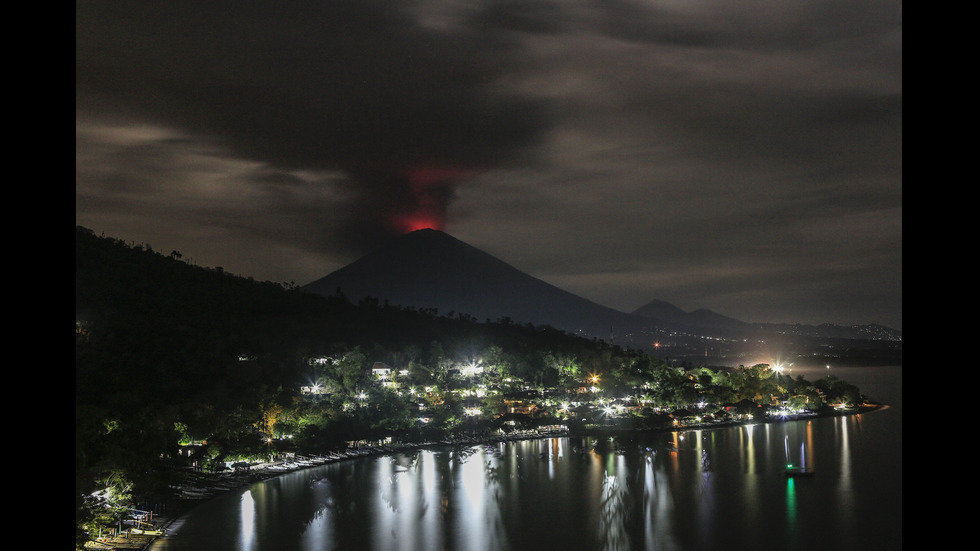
[76,1,902,331]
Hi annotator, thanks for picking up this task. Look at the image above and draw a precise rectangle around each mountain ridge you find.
[302,229,901,345]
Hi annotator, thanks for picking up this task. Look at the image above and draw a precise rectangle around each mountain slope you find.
[302,229,642,341]
[302,229,901,362]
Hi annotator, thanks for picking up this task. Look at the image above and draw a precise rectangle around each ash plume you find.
[76,0,548,255]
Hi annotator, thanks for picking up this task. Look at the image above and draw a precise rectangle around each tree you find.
[336,349,367,392]
[545,352,581,387]
[255,400,283,441]
[77,469,133,547]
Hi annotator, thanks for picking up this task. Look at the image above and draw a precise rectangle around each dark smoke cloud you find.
[76,0,548,254]
[76,0,902,330]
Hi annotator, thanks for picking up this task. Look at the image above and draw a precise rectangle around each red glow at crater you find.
[389,165,473,233]
[393,215,443,232]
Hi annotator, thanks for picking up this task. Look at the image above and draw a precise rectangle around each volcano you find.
[302,229,644,342]
[301,229,902,357]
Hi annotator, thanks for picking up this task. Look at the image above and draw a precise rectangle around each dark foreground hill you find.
[76,226,646,419]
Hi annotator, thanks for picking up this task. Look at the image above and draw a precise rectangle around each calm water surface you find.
[151,365,901,551]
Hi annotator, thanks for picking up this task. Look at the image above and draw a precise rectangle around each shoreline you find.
[90,402,885,550]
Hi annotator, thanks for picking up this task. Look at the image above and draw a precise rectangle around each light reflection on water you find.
[154,430,890,551]
[150,366,900,551]
[239,490,254,551]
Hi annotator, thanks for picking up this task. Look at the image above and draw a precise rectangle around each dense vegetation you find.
[75,226,867,546]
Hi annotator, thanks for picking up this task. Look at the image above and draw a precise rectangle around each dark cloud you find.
[77,0,549,253]
[76,0,902,330]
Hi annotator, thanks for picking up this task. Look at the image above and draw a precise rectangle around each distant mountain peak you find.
[631,299,749,332]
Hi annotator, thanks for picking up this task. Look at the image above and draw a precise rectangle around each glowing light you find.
[389,165,473,234]
[461,360,484,377]
[393,214,443,233]
[240,490,255,549]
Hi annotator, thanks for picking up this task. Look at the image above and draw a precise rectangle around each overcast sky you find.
[76,0,902,331]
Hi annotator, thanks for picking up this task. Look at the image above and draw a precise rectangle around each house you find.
[371,362,392,377]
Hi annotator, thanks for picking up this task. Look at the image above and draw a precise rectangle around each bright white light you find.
[461,360,484,377]
[240,490,255,549]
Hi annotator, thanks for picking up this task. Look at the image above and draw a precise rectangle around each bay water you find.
[150,365,901,551]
